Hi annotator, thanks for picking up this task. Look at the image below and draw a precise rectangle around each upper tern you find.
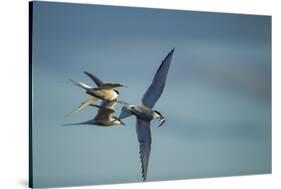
[118,49,175,181]
[67,72,126,116]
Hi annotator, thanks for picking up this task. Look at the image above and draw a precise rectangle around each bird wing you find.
[84,71,104,87]
[71,80,93,90]
[64,101,115,125]
[97,83,124,89]
[119,105,133,119]
[136,118,152,181]
[67,97,97,116]
[142,49,175,108]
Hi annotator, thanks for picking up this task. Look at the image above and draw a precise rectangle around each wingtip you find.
[61,123,74,127]
[83,71,92,77]
[164,48,175,59]
[69,79,77,85]
[141,170,146,181]
[140,155,147,182]
[83,71,89,75]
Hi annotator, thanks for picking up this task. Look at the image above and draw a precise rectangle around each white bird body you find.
[90,88,119,101]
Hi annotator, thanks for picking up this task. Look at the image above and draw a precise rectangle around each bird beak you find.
[122,85,128,88]
[158,117,166,127]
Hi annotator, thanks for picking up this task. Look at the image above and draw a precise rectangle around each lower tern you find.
[64,100,125,127]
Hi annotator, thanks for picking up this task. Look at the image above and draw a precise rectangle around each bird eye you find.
[114,90,119,95]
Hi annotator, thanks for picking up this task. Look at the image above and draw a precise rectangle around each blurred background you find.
[31,2,271,187]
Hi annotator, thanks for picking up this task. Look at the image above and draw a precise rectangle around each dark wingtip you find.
[83,71,90,76]
[84,71,95,79]
[140,153,147,182]
[163,48,175,63]
[142,168,146,181]
[69,79,79,87]
[155,48,175,73]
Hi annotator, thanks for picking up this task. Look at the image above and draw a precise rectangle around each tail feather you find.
[70,79,92,90]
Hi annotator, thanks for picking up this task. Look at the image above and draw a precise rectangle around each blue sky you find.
[31,1,271,187]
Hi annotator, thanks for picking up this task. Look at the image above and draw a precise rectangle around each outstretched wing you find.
[70,80,92,90]
[119,105,133,119]
[142,49,175,108]
[84,71,104,87]
[67,97,97,116]
[97,83,125,89]
[136,119,151,181]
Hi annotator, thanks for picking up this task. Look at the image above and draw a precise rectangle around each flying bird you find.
[67,72,126,116]
[64,100,125,126]
[118,48,175,181]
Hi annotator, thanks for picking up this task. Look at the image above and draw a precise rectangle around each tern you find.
[118,48,175,181]
[67,72,126,116]
[64,100,125,126]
